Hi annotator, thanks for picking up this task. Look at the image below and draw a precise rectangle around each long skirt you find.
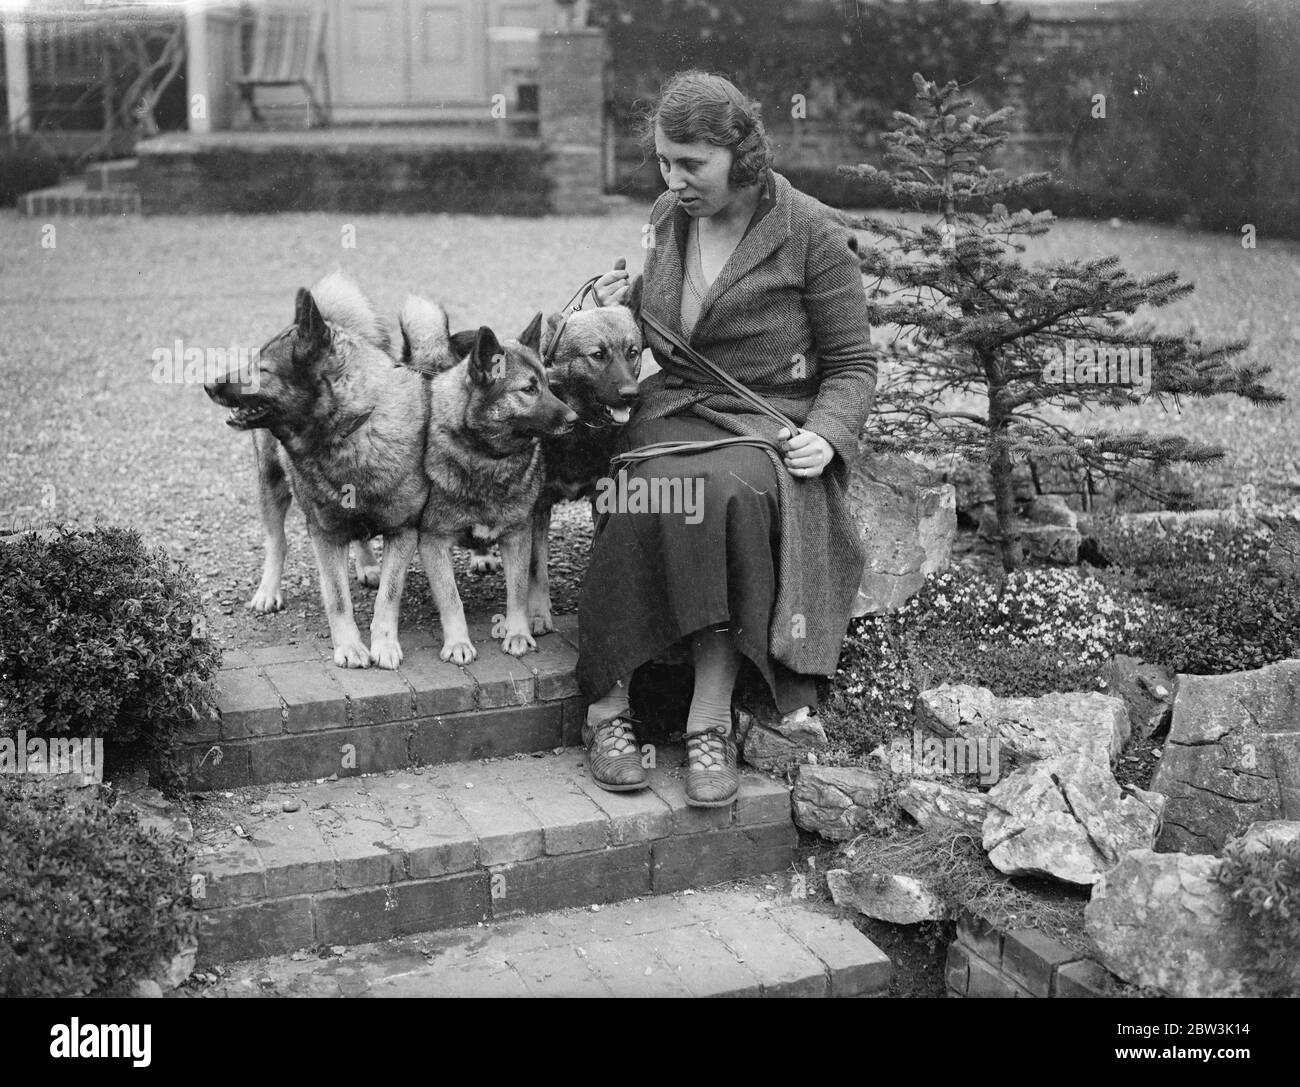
[575,410,818,716]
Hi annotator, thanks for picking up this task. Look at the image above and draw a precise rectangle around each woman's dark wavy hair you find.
[637,70,774,188]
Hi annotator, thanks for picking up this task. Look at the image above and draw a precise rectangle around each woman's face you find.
[654,123,737,218]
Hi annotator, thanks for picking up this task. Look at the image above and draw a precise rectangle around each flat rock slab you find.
[791,765,886,840]
[826,868,946,924]
[179,887,890,998]
[734,705,829,773]
[1098,655,1175,741]
[983,753,1164,885]
[1152,659,1300,854]
[915,684,1129,781]
[847,450,956,616]
[1085,849,1281,999]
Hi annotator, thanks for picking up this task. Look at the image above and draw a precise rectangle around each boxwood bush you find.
[0,526,221,784]
[0,777,196,997]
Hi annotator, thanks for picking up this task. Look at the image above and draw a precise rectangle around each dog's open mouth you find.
[605,405,632,425]
[226,406,269,429]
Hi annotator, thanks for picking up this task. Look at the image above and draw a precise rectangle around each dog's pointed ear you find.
[518,311,543,353]
[468,326,506,386]
[450,329,478,359]
[624,273,644,321]
[293,287,329,360]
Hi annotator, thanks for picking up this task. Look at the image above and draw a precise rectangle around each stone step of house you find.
[18,180,141,217]
[191,745,798,964]
[84,157,139,191]
[184,886,890,998]
[187,618,585,791]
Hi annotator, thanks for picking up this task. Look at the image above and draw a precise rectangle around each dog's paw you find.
[369,637,403,670]
[529,611,555,636]
[469,552,501,576]
[355,565,381,589]
[501,630,538,657]
[440,640,477,665]
[333,640,371,668]
[247,587,285,614]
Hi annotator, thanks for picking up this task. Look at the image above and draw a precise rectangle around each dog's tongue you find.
[609,406,632,424]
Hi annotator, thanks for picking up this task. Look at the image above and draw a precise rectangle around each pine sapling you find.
[838,73,1283,570]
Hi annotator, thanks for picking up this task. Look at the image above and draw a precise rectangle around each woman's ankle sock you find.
[586,675,632,729]
[687,626,743,736]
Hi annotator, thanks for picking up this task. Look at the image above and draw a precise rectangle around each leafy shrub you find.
[1092,516,1272,570]
[0,145,60,205]
[0,526,221,782]
[1216,836,1300,997]
[0,777,196,997]
[1091,517,1299,673]
[1118,565,1300,674]
[905,636,1105,700]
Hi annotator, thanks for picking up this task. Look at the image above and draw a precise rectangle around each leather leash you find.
[610,309,801,470]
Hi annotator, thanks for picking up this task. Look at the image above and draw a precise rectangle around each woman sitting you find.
[578,70,877,807]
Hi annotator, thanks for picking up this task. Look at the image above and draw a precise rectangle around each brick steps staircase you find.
[19,158,140,217]
[191,746,798,965]
[189,617,890,990]
[188,617,588,790]
[186,886,891,998]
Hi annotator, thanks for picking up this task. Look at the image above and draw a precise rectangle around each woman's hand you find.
[777,428,835,478]
[592,257,630,307]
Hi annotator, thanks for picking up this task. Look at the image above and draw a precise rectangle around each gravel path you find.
[1,206,1296,658]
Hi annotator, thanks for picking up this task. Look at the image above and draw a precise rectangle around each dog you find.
[401,300,578,664]
[205,271,455,669]
[523,276,644,634]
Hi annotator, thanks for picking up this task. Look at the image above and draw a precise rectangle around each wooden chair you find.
[236,3,330,128]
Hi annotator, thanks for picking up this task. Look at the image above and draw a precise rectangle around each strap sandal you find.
[582,713,647,792]
[685,725,739,808]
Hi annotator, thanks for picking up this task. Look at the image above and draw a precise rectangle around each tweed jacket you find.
[632,168,878,677]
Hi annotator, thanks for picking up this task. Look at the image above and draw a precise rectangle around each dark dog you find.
[523,276,644,633]
[206,272,453,669]
[401,301,578,663]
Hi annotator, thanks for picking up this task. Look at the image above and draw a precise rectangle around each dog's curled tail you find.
[311,269,392,353]
[399,295,458,375]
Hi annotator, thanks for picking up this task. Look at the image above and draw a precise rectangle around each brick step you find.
[84,157,139,190]
[185,887,890,998]
[187,618,584,790]
[191,745,798,964]
[19,180,141,216]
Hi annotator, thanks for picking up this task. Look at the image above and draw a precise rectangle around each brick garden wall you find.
[946,908,1117,998]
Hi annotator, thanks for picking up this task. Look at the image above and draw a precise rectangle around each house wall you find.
[240,0,592,124]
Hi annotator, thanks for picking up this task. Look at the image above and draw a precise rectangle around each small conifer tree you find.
[840,74,1283,570]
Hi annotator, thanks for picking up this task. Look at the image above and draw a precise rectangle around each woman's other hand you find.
[777,428,835,478]
[592,257,631,307]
